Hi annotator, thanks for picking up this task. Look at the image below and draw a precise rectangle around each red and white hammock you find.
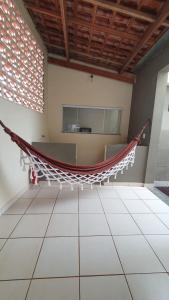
[0,120,150,189]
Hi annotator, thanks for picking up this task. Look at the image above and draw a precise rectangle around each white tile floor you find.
[1,185,169,299]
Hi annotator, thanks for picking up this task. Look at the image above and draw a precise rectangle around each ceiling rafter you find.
[25,4,158,44]
[48,57,135,84]
[68,18,141,43]
[58,0,69,60]
[47,41,130,59]
[120,0,169,73]
[25,4,61,19]
[85,0,169,28]
[73,0,78,50]
[46,43,123,67]
[100,32,108,56]
[87,6,97,53]
[72,51,123,67]
[24,0,169,79]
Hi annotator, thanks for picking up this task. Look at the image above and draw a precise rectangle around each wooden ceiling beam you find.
[87,6,97,53]
[48,57,135,84]
[120,0,169,73]
[45,40,128,60]
[70,51,123,67]
[85,0,169,28]
[72,56,120,72]
[58,0,69,60]
[68,18,140,42]
[25,4,61,19]
[25,7,140,43]
[46,43,123,67]
[26,2,69,60]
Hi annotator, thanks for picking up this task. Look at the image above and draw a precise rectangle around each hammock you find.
[0,119,150,189]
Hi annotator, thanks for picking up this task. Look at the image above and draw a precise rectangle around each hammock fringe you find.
[0,119,150,186]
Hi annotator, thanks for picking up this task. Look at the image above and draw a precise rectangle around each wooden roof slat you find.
[58,0,69,60]
[48,57,136,84]
[25,2,168,40]
[68,17,141,42]
[46,43,123,67]
[24,0,169,77]
[120,0,169,73]
[25,4,61,19]
[71,51,123,67]
[87,6,97,53]
[85,0,169,28]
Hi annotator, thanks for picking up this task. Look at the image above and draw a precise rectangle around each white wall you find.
[156,82,169,181]
[0,101,48,211]
[161,86,169,130]
[0,0,48,211]
[145,69,169,184]
[47,64,133,164]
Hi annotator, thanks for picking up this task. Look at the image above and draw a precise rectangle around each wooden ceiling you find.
[23,0,169,83]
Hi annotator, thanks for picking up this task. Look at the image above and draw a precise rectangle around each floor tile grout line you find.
[141,199,169,231]
[5,211,169,216]
[131,186,168,203]
[153,213,169,230]
[24,189,60,299]
[24,190,60,300]
[96,188,134,300]
[115,187,160,202]
[0,190,40,254]
[1,185,169,287]
[0,270,169,282]
[19,187,40,201]
[129,188,169,231]
[78,186,81,300]
[119,189,169,232]
[119,194,169,274]
[103,187,169,275]
[23,187,40,198]
[4,233,169,240]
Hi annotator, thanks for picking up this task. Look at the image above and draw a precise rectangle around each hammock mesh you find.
[0,120,150,189]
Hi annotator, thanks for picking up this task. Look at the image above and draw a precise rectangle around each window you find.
[0,0,44,112]
[63,105,122,134]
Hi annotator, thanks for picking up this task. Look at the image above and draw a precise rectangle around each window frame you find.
[62,105,122,135]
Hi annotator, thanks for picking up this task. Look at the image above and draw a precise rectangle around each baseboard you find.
[104,182,144,187]
[0,185,28,215]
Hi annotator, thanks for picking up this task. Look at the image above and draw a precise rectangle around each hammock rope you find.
[0,119,150,189]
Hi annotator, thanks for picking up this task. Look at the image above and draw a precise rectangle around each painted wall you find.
[161,86,169,131]
[0,0,48,212]
[106,145,148,183]
[142,71,168,184]
[47,64,133,164]
[156,84,169,182]
[128,39,169,183]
